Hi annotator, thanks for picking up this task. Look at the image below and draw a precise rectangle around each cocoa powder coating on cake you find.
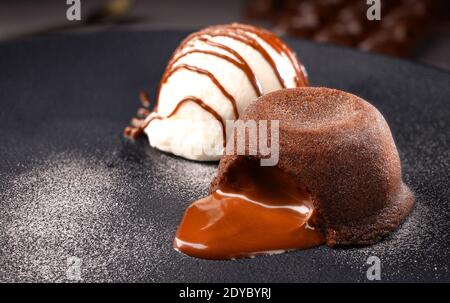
[211,87,415,246]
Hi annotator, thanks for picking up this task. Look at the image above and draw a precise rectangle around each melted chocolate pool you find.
[174,159,324,260]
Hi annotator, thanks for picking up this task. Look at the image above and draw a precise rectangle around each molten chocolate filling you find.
[174,159,324,260]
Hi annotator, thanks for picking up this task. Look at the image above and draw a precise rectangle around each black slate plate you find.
[0,31,449,283]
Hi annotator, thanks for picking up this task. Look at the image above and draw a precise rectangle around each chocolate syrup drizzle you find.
[162,63,239,119]
[124,23,308,146]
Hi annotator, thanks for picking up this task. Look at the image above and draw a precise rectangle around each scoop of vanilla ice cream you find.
[145,23,307,161]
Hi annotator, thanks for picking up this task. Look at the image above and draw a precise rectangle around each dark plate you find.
[0,30,449,282]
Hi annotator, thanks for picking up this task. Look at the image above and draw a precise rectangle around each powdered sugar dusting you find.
[0,152,166,282]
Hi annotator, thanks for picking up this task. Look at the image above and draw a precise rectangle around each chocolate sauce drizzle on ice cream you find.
[124,23,308,161]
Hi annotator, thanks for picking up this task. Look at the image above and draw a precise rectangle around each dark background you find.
[0,0,449,70]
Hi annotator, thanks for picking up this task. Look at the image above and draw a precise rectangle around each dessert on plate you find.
[123,23,414,260]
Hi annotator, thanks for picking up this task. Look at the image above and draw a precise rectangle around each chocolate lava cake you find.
[211,87,415,246]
